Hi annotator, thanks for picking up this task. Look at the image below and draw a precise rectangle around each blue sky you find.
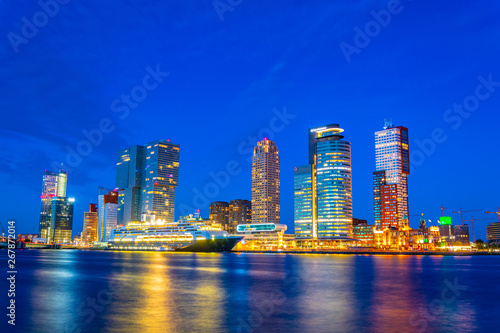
[1,0,499,240]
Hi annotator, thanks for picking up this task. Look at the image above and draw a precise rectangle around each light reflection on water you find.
[10,251,500,332]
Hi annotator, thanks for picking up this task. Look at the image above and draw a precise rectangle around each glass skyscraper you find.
[39,169,68,240]
[373,121,410,229]
[294,165,313,238]
[116,139,180,224]
[294,124,353,239]
[50,196,74,244]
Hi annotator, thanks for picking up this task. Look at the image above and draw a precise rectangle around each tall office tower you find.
[98,188,118,242]
[82,204,98,244]
[116,139,180,224]
[39,169,68,240]
[373,120,410,229]
[209,201,230,230]
[142,140,180,222]
[294,124,353,239]
[57,170,68,197]
[116,145,145,225]
[251,138,280,224]
[50,197,74,243]
[229,199,252,233]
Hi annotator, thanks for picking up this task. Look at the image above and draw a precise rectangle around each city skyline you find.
[16,116,500,241]
[1,1,500,241]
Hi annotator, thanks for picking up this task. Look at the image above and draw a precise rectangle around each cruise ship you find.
[107,214,242,252]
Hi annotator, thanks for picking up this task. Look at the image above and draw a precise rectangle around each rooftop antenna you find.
[383,118,393,130]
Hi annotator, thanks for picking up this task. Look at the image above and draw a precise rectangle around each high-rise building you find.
[373,120,410,229]
[251,138,280,224]
[116,139,180,225]
[294,124,353,239]
[116,145,145,224]
[209,201,230,230]
[82,204,98,244]
[39,169,68,240]
[98,188,118,242]
[50,196,74,243]
[229,199,252,233]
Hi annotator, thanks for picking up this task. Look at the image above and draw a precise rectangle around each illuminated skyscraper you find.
[116,145,145,224]
[98,188,118,242]
[82,203,98,244]
[294,124,353,239]
[116,139,180,224]
[50,196,74,243]
[39,169,68,240]
[373,120,410,229]
[142,140,180,222]
[251,139,280,224]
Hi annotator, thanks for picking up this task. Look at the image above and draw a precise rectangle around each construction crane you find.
[453,208,482,225]
[463,216,493,242]
[439,205,448,216]
[485,207,500,222]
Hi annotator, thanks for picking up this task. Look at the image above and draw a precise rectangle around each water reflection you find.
[13,251,500,332]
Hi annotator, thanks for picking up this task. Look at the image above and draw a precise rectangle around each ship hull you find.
[107,236,243,252]
[176,237,243,252]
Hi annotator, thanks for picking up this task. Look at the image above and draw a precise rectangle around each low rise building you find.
[234,223,287,251]
[353,224,374,247]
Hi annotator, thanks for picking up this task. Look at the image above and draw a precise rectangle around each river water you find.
[4,250,500,332]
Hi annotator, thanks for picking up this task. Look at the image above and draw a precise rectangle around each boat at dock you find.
[107,214,242,252]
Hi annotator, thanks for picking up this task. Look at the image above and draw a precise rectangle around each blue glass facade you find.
[116,140,179,224]
[294,124,353,239]
[294,165,313,238]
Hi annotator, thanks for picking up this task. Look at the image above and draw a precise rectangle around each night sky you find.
[1,1,499,240]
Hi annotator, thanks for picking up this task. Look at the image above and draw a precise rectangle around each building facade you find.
[82,203,98,244]
[39,170,68,240]
[50,197,74,243]
[294,124,353,239]
[235,223,287,251]
[209,201,230,230]
[487,222,500,244]
[251,138,280,224]
[98,188,118,242]
[229,199,252,233]
[116,139,180,225]
[353,225,374,247]
[373,121,410,229]
[116,145,145,224]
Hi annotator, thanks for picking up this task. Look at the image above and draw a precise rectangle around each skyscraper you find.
[116,139,180,225]
[251,138,280,224]
[98,188,118,242]
[82,203,98,244]
[229,199,252,233]
[209,201,230,230]
[373,120,410,229]
[50,196,74,243]
[39,169,68,240]
[294,124,353,239]
[116,145,145,224]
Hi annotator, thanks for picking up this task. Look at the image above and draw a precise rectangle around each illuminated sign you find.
[440,216,452,225]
